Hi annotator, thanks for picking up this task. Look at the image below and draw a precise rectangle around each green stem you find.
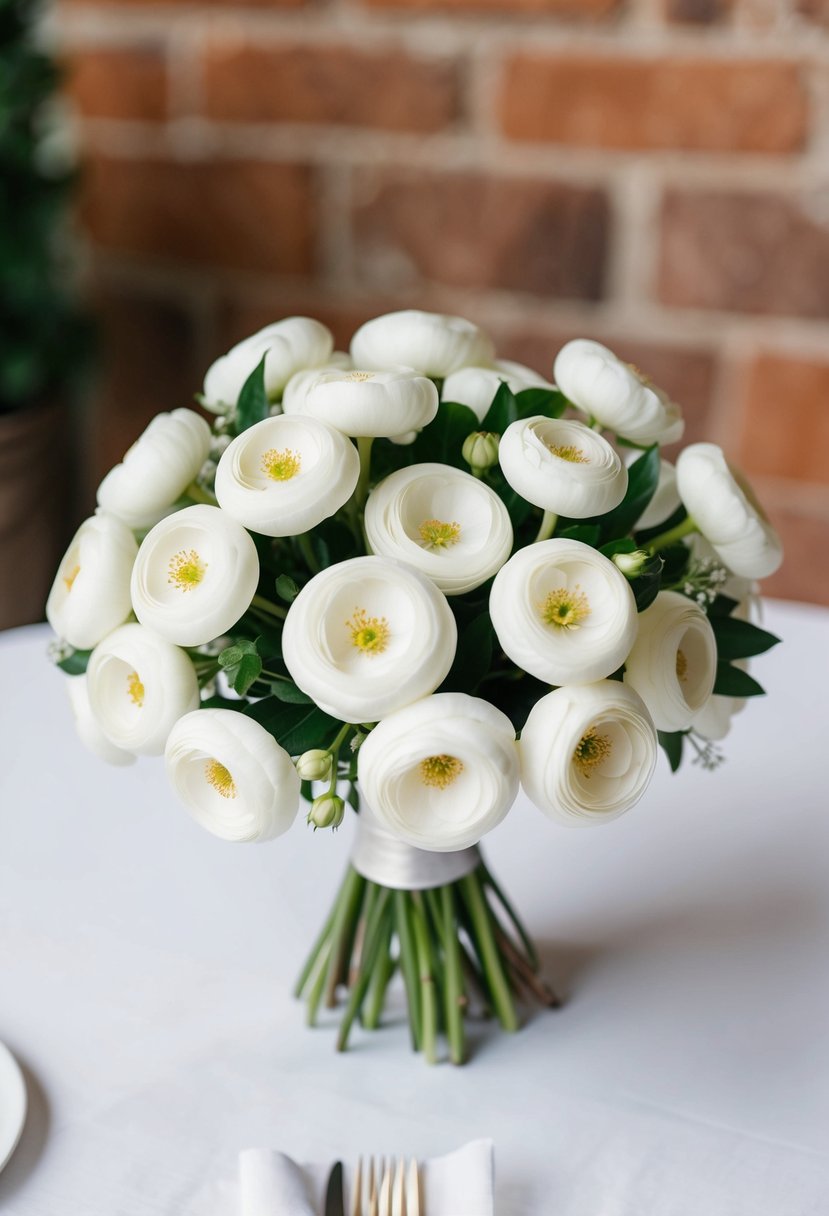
[295,893,340,997]
[534,509,558,544]
[410,894,438,1065]
[441,885,466,1065]
[336,887,392,1052]
[305,940,334,1026]
[394,890,422,1051]
[363,915,395,1030]
[647,515,698,553]
[355,436,374,509]
[460,873,519,1032]
[297,532,320,574]
[323,868,367,1008]
[184,481,217,505]
[250,595,287,621]
[479,860,539,971]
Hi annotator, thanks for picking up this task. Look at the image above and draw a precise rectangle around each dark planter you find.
[0,398,72,631]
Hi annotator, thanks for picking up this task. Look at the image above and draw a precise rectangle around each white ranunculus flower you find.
[358,693,519,852]
[623,590,717,731]
[520,681,657,827]
[364,463,513,595]
[675,443,783,579]
[165,709,300,842]
[350,310,495,378]
[46,513,138,650]
[202,318,334,412]
[280,356,352,416]
[282,555,457,723]
[130,505,259,647]
[66,676,136,767]
[86,623,200,756]
[554,339,684,446]
[632,456,680,531]
[442,360,553,423]
[499,416,628,518]
[214,414,359,538]
[489,539,638,686]
[283,367,438,439]
[96,409,212,531]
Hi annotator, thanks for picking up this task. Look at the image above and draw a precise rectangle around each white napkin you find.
[240,1139,494,1216]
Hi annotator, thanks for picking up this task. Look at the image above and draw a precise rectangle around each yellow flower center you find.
[676,649,688,682]
[168,549,207,592]
[418,518,461,550]
[420,754,464,790]
[346,607,390,656]
[261,447,301,481]
[548,444,589,464]
[204,758,237,799]
[573,728,612,778]
[344,370,375,382]
[127,671,145,707]
[540,585,591,630]
[63,564,81,592]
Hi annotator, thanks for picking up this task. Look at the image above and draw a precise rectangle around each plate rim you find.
[0,1039,28,1174]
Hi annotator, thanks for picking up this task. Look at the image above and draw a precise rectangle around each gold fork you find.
[350,1156,421,1216]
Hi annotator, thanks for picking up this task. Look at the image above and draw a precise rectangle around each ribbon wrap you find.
[351,803,480,891]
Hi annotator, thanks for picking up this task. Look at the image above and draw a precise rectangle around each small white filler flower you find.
[499,416,628,518]
[281,555,457,723]
[364,463,513,595]
[554,339,684,446]
[214,414,360,537]
[165,708,300,842]
[489,539,639,686]
[520,681,658,826]
[358,692,519,852]
[350,310,495,378]
[442,360,553,423]
[46,513,138,651]
[675,443,783,579]
[284,367,438,439]
[202,317,334,412]
[96,408,212,531]
[130,504,259,647]
[86,623,200,756]
[623,590,718,731]
[66,676,136,767]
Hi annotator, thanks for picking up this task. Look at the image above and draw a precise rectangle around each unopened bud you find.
[296,748,333,782]
[612,549,652,578]
[462,431,500,473]
[307,793,345,831]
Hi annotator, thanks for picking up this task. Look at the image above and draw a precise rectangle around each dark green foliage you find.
[234,356,269,432]
[658,730,684,773]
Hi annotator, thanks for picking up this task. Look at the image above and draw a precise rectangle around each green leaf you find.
[711,617,780,662]
[412,401,480,469]
[346,782,360,812]
[600,445,661,540]
[707,594,741,619]
[219,638,258,668]
[232,653,263,697]
[558,524,601,546]
[56,648,92,675]
[235,355,269,433]
[200,694,246,712]
[658,730,684,772]
[514,386,567,419]
[439,612,493,694]
[245,698,341,755]
[275,574,300,603]
[600,537,637,559]
[480,382,519,434]
[713,664,766,698]
[270,679,313,705]
[632,564,663,612]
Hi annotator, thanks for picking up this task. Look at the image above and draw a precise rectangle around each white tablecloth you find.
[1,602,828,1215]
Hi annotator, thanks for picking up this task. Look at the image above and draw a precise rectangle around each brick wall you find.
[51,0,829,604]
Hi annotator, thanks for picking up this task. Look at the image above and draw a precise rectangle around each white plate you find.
[0,1041,27,1173]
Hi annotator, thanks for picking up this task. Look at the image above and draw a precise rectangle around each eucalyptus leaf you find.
[219,638,258,669]
[235,355,269,433]
[232,653,263,697]
[275,574,300,602]
[56,648,91,675]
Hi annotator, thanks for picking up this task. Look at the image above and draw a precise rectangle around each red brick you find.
[659,190,829,319]
[62,0,308,7]
[759,503,829,606]
[795,0,829,23]
[499,56,807,153]
[65,46,168,121]
[352,170,609,299]
[361,0,618,14]
[737,353,829,484]
[79,154,316,276]
[496,328,716,449]
[203,43,460,133]
[663,0,733,21]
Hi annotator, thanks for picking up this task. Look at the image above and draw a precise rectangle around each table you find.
[1,603,828,1215]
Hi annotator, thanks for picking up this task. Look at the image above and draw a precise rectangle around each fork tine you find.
[350,1157,363,1216]
[378,1162,393,1216]
[406,1158,420,1216]
[392,1158,406,1216]
[368,1157,380,1216]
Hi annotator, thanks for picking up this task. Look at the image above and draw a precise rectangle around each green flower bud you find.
[462,431,500,473]
[296,748,333,782]
[612,549,656,578]
[307,793,345,831]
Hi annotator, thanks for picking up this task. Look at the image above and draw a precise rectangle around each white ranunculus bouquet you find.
[48,312,783,1065]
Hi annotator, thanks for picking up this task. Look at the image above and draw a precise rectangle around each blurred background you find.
[2,0,828,629]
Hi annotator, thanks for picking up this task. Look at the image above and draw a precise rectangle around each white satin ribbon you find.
[350,803,480,891]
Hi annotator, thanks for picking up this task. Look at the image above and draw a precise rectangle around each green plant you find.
[0,0,87,414]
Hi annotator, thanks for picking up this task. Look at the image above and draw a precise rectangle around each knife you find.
[324,1160,345,1216]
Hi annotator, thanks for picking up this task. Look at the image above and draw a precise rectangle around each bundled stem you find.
[295,860,556,1064]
